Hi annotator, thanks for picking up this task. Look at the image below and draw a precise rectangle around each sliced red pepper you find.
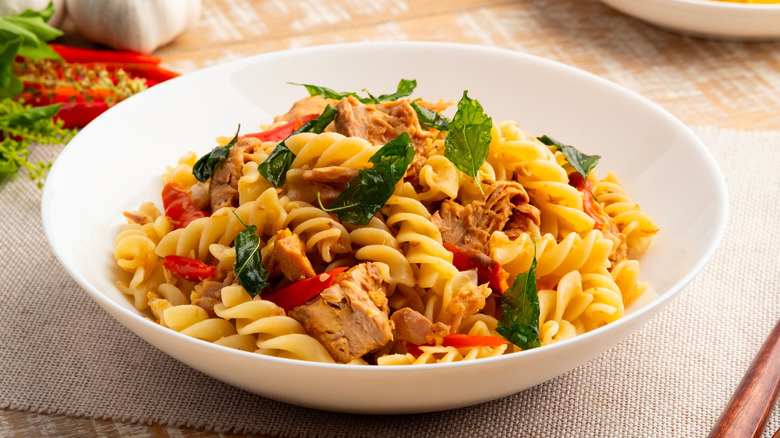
[568,172,607,228]
[444,243,509,294]
[163,255,216,282]
[262,267,349,312]
[49,44,162,65]
[406,334,509,356]
[442,333,510,348]
[161,181,209,229]
[240,113,320,142]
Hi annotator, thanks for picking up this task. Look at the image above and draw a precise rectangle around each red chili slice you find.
[163,255,216,282]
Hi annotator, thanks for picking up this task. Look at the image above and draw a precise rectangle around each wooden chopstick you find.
[708,319,780,438]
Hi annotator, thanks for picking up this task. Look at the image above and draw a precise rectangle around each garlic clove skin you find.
[64,0,202,54]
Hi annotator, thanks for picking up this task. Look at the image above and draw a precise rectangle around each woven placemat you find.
[1,127,778,437]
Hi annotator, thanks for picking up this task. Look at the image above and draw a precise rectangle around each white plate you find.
[599,0,780,41]
[41,42,728,414]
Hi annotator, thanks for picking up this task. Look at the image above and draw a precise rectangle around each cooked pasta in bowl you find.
[42,42,727,413]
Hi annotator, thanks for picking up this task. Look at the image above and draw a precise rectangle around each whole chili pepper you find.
[49,44,162,65]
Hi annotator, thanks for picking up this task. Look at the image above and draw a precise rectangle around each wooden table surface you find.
[3,0,779,436]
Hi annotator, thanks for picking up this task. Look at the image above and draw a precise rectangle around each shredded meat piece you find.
[302,166,358,185]
[274,95,335,123]
[269,229,316,282]
[191,280,224,317]
[123,210,151,225]
[288,262,393,363]
[432,181,540,254]
[335,96,435,149]
[391,307,449,346]
[208,137,265,212]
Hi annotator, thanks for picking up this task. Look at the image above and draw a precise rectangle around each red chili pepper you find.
[55,100,110,129]
[441,334,510,348]
[161,181,209,229]
[240,113,320,142]
[49,44,162,65]
[262,267,349,312]
[568,173,607,228]
[163,255,216,282]
[444,243,509,294]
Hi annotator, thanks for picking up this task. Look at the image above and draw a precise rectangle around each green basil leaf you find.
[410,102,450,130]
[327,132,415,226]
[192,125,240,182]
[291,79,417,104]
[496,250,541,350]
[444,91,492,190]
[258,104,337,186]
[537,135,600,181]
[233,223,269,298]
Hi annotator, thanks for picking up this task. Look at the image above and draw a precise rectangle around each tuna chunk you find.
[209,137,265,212]
[269,229,315,282]
[335,96,434,149]
[391,307,449,346]
[289,262,393,363]
[302,166,358,185]
[432,181,540,254]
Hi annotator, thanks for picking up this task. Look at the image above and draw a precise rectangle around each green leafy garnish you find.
[324,132,415,226]
[233,214,269,298]
[291,79,417,105]
[192,125,240,182]
[0,99,71,187]
[444,91,492,194]
[258,104,337,186]
[537,135,600,182]
[496,248,541,350]
[410,102,450,130]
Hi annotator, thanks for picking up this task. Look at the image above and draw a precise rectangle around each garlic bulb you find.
[0,0,67,27]
[64,0,201,54]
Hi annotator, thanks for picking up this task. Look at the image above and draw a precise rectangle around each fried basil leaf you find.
[411,102,450,130]
[233,223,269,298]
[537,135,601,181]
[258,105,337,186]
[444,91,492,191]
[326,132,415,226]
[192,125,240,182]
[291,79,417,104]
[496,250,541,350]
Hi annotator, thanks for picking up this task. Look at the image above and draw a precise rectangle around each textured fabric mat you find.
[1,127,778,437]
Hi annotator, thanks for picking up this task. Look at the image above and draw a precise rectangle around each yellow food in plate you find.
[113,80,659,366]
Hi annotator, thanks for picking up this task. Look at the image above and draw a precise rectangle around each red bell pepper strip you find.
[240,113,320,142]
[262,267,349,312]
[49,44,162,65]
[441,333,510,348]
[161,181,209,229]
[163,255,216,282]
[568,173,607,228]
[406,333,510,356]
[444,243,509,294]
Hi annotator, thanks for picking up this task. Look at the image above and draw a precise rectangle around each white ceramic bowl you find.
[41,42,728,414]
[599,0,780,41]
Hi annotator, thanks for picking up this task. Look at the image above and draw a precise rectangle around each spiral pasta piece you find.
[593,171,659,254]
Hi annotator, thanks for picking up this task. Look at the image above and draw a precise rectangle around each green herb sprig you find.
[537,135,600,182]
[323,132,415,226]
[192,125,241,182]
[496,245,541,350]
[444,91,492,195]
[233,213,269,298]
[291,79,417,105]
